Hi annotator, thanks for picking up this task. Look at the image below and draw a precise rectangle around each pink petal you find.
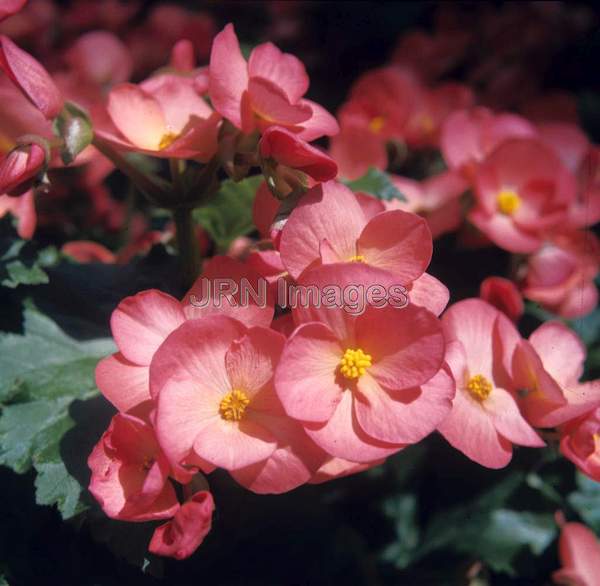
[149,490,214,560]
[149,315,246,400]
[356,193,386,220]
[192,416,277,470]
[357,303,445,390]
[294,99,340,141]
[529,321,586,387]
[275,322,344,423]
[437,385,513,469]
[310,457,385,484]
[252,181,280,238]
[304,390,404,463]
[0,0,26,23]
[248,76,312,126]
[107,83,167,150]
[559,281,598,319]
[95,353,150,413]
[0,35,63,119]
[225,326,285,396]
[553,523,600,586]
[208,23,248,128]
[407,272,449,315]
[279,180,366,279]
[248,42,308,104]
[110,289,185,366]
[354,365,455,444]
[485,387,545,447]
[357,209,432,282]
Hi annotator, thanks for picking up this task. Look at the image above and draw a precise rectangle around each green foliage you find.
[344,168,406,201]
[568,472,600,532]
[193,175,262,251]
[0,304,114,518]
[0,220,59,288]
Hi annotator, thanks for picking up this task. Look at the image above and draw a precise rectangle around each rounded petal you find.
[407,273,449,315]
[249,77,312,126]
[357,210,432,282]
[275,322,344,423]
[208,23,248,128]
[95,353,150,413]
[111,289,185,366]
[294,99,340,141]
[553,523,600,586]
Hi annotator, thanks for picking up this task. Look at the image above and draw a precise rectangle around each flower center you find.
[348,254,365,263]
[219,389,250,421]
[466,374,493,401]
[339,348,372,380]
[368,116,385,134]
[159,132,178,150]
[496,188,521,215]
[419,113,435,134]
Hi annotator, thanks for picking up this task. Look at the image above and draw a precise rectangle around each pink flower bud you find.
[0,141,46,196]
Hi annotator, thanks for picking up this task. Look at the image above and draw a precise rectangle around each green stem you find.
[173,206,200,289]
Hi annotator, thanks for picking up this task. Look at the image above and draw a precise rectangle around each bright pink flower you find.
[151,316,290,471]
[512,321,600,429]
[0,141,46,196]
[0,188,35,238]
[259,126,337,182]
[96,257,273,414]
[387,171,468,238]
[537,122,590,174]
[275,263,452,462]
[553,522,600,586]
[209,23,338,140]
[97,74,220,160]
[479,276,524,322]
[440,107,536,180]
[437,299,544,469]
[88,413,179,521]
[149,490,214,560]
[0,0,26,23]
[62,240,116,264]
[560,408,600,483]
[470,138,576,254]
[522,231,599,319]
[279,181,449,313]
[65,30,133,86]
[0,35,63,119]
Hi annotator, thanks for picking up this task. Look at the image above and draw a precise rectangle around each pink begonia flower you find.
[275,263,453,463]
[96,256,273,414]
[570,146,600,230]
[65,30,133,86]
[62,240,116,264]
[279,180,449,314]
[151,316,293,472]
[387,171,468,239]
[437,299,544,469]
[0,35,63,119]
[88,413,179,521]
[245,249,288,298]
[553,522,600,586]
[512,321,600,429]
[0,142,46,196]
[149,490,214,560]
[522,230,599,319]
[96,74,220,160]
[440,107,536,180]
[209,23,338,141]
[469,138,576,254]
[479,276,524,322]
[170,39,196,72]
[560,408,600,482]
[259,126,338,182]
[0,188,35,238]
[0,0,27,23]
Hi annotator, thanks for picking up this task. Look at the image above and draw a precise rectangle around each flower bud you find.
[0,141,47,196]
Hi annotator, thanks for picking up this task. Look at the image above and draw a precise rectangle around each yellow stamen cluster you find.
[158,132,178,150]
[496,188,521,215]
[349,254,365,263]
[466,374,493,401]
[368,116,385,134]
[219,389,250,421]
[339,348,372,380]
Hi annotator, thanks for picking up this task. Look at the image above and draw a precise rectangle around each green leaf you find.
[193,175,262,251]
[53,102,94,165]
[344,168,406,201]
[0,305,114,518]
[380,494,419,569]
[568,472,600,532]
